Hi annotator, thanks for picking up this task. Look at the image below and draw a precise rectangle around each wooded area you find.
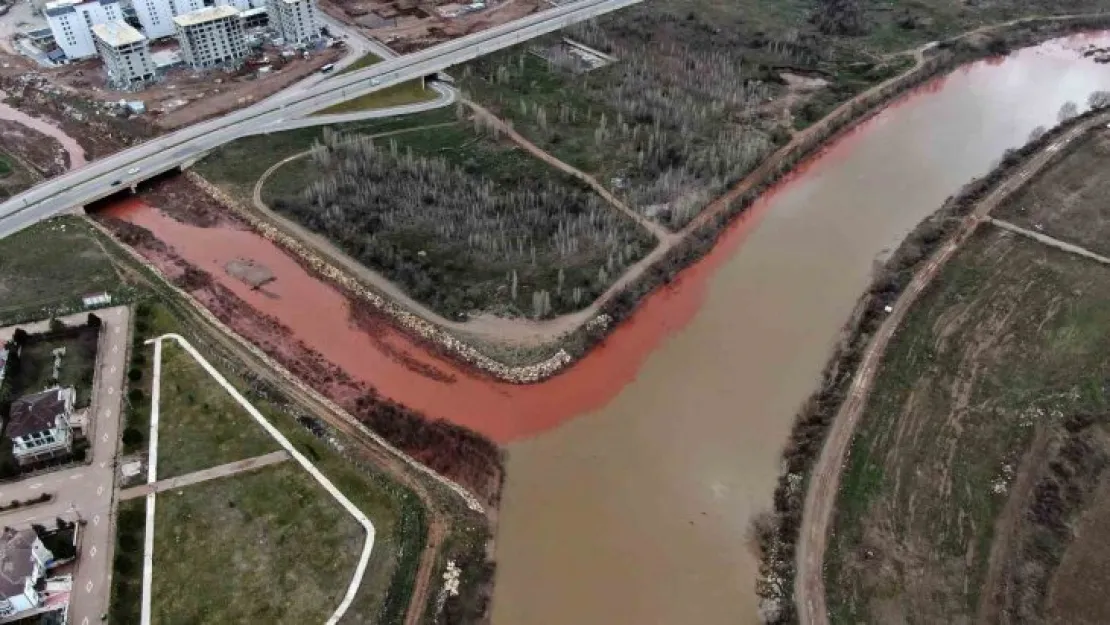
[269,128,652,319]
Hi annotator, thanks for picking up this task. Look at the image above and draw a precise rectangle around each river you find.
[0,98,87,169]
[97,34,1110,625]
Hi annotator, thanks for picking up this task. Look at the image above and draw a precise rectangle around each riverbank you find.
[758,99,1110,624]
[179,13,1110,390]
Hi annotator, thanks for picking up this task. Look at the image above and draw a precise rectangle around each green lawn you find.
[192,108,456,200]
[109,499,146,625]
[5,323,99,407]
[336,52,383,76]
[150,463,363,625]
[0,217,122,321]
[111,302,426,624]
[315,78,437,115]
[147,339,281,479]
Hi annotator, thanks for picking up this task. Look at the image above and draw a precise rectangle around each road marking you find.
[100,461,107,468]
[86,580,94,593]
[113,345,118,353]
[90,545,97,557]
[93,515,100,526]
[82,618,89,625]
[111,366,117,374]
[108,387,114,395]
[28,483,42,490]
[103,409,112,418]
[97,485,104,496]
[70,473,84,480]
[102,433,109,442]
[116,325,121,334]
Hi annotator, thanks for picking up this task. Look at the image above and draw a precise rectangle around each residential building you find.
[0,529,54,619]
[44,0,123,60]
[92,21,155,89]
[239,6,268,29]
[270,0,317,44]
[174,5,247,69]
[7,387,76,466]
[133,0,204,40]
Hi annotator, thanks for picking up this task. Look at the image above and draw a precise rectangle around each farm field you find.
[826,126,1110,623]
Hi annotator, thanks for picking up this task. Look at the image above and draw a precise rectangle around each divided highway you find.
[0,0,643,238]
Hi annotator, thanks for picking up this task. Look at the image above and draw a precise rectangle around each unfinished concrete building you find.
[92,21,156,89]
[270,0,318,44]
[173,5,247,69]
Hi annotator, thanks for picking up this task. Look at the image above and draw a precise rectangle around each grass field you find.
[0,217,122,321]
[825,224,1110,623]
[111,301,427,624]
[109,498,146,624]
[337,52,382,75]
[148,340,280,479]
[192,109,456,200]
[6,323,99,407]
[996,126,1110,257]
[150,463,363,624]
[315,78,437,114]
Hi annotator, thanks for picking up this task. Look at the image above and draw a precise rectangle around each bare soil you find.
[320,0,539,53]
[0,118,68,175]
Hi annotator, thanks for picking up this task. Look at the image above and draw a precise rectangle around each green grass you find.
[109,498,146,625]
[826,229,1110,623]
[315,78,437,115]
[151,463,363,625]
[6,323,99,407]
[0,217,121,321]
[0,156,11,177]
[147,340,281,479]
[113,301,427,624]
[337,52,383,76]
[192,108,456,199]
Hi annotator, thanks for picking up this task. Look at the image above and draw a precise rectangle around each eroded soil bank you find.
[98,34,1110,625]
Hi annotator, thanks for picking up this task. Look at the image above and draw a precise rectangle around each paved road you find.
[118,450,289,501]
[0,0,643,239]
[0,306,129,625]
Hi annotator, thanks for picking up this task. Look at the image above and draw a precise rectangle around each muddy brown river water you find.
[94,34,1110,625]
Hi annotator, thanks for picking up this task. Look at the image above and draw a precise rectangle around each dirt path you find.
[793,110,1110,625]
[988,217,1110,266]
[463,99,674,243]
[118,450,291,500]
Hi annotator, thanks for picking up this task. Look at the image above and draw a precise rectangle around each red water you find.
[102,33,1110,446]
[104,32,1110,625]
[104,183,777,443]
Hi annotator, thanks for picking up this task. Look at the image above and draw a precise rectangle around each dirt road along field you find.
[794,109,1110,625]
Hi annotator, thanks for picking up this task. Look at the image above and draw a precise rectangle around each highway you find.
[0,0,643,238]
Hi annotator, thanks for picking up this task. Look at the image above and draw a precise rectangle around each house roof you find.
[173,5,239,27]
[8,388,72,440]
[0,529,40,600]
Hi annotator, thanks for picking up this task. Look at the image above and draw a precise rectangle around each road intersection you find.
[0,0,644,239]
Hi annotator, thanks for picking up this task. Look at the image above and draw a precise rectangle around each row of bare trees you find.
[459,3,845,231]
[271,129,651,319]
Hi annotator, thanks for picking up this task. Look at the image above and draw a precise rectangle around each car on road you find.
[126,167,140,175]
[369,77,381,86]
[109,180,122,187]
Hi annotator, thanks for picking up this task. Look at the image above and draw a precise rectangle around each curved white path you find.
[138,334,375,625]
